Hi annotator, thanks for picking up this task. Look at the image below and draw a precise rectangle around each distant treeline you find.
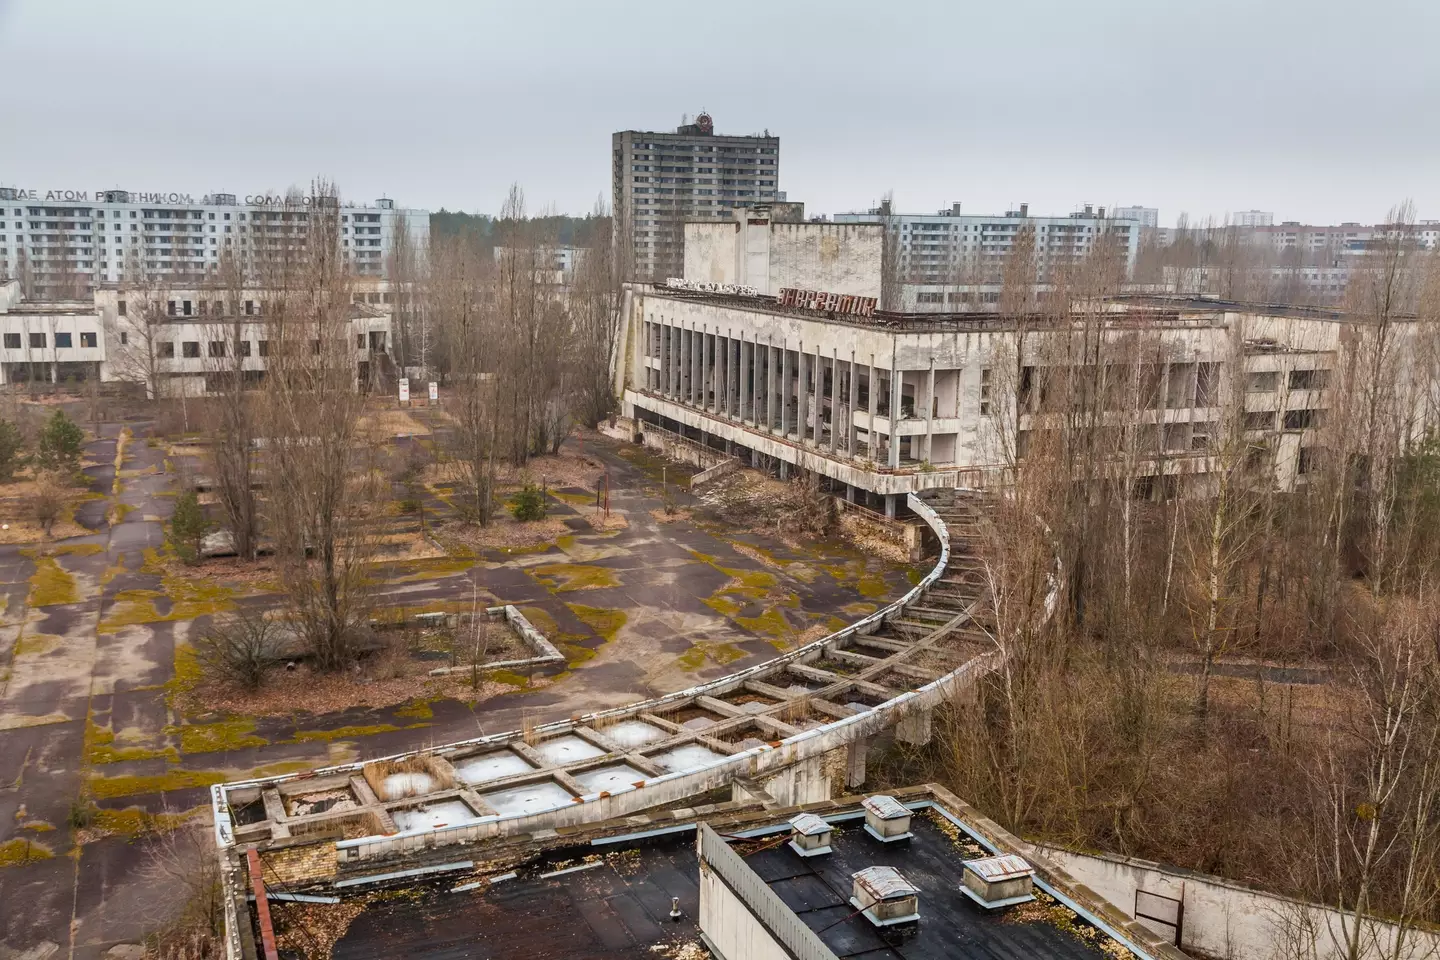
[429,210,610,248]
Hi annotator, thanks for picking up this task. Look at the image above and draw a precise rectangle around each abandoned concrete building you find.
[610,212,1432,515]
[0,278,395,395]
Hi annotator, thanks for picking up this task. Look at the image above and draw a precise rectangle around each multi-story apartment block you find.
[0,186,429,299]
[833,202,1142,285]
[613,114,780,282]
[1111,205,1160,229]
[1231,210,1275,227]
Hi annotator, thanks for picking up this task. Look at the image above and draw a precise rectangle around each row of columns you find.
[647,319,917,466]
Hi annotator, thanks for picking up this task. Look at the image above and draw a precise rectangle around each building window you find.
[54,332,72,349]
[1247,371,1278,392]
[311,339,322,355]
[1244,411,1275,431]
[238,340,251,357]
[2,334,18,349]
[980,367,992,415]
[1289,368,1328,390]
[1284,409,1321,430]
[29,332,45,348]
[183,300,193,316]
[244,300,255,315]
[208,341,226,358]
[118,299,126,317]
[120,331,128,345]
[80,332,97,348]
[160,342,175,359]
[182,341,200,358]
[168,300,177,316]
[257,340,269,357]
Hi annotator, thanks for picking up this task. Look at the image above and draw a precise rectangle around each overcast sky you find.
[2,0,1435,227]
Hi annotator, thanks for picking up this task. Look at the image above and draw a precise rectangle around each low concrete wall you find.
[638,422,732,473]
[691,456,740,490]
[597,416,638,443]
[1033,844,1440,960]
[424,605,564,677]
[698,822,838,960]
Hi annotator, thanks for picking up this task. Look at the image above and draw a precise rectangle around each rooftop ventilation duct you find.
[861,794,913,843]
[960,854,1036,910]
[850,866,920,927]
[787,813,833,857]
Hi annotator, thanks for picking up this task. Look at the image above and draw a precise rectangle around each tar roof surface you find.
[327,811,1130,960]
[741,813,1125,960]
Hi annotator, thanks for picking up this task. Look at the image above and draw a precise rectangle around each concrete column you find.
[924,363,936,463]
[828,348,840,455]
[845,738,869,788]
[691,328,701,406]
[671,324,681,400]
[867,357,879,461]
[896,707,932,746]
[730,337,740,419]
[885,494,898,519]
[797,346,808,443]
[888,359,903,468]
[812,342,822,445]
[780,346,790,436]
[704,331,714,411]
[661,324,671,396]
[847,353,859,456]
[715,333,725,415]
[765,342,776,432]
[740,336,751,423]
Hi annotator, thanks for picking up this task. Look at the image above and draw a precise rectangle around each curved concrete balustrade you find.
[211,492,998,859]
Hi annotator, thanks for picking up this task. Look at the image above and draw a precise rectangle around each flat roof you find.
[290,790,1163,960]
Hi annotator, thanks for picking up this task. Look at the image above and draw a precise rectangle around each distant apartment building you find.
[492,244,586,286]
[0,186,430,299]
[833,202,1142,285]
[1231,210,1275,227]
[613,114,780,282]
[1111,205,1159,229]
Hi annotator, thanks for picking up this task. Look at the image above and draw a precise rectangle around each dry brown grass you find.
[436,515,570,552]
[357,408,431,440]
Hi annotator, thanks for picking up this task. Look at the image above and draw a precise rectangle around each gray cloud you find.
[1,0,1435,226]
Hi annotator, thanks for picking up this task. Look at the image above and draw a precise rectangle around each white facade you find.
[613,115,780,282]
[1111,206,1160,228]
[0,280,391,396]
[684,206,882,297]
[613,286,1419,507]
[1231,209,1275,227]
[834,203,1141,283]
[0,280,105,385]
[0,187,429,299]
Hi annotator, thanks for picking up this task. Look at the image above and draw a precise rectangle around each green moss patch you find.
[564,603,627,642]
[171,718,268,755]
[87,768,229,800]
[529,562,620,592]
[13,632,61,657]
[26,555,79,607]
[84,719,178,764]
[288,724,403,744]
[393,699,435,720]
[0,837,54,866]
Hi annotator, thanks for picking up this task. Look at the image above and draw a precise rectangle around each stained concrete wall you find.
[1034,844,1440,960]
[685,220,882,298]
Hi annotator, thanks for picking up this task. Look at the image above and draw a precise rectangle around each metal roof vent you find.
[788,813,833,857]
[960,854,1036,910]
[861,795,913,843]
[850,866,920,928]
